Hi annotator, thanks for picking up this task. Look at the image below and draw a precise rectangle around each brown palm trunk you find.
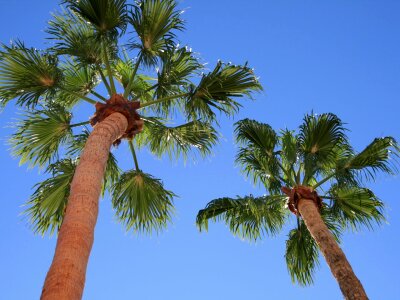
[297,198,368,300]
[41,112,128,300]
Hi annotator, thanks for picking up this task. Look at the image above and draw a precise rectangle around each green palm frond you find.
[327,185,385,230]
[57,61,99,107]
[299,113,348,184]
[197,195,287,241]
[0,41,61,107]
[185,62,262,121]
[280,129,299,168]
[129,0,184,66]
[24,159,76,235]
[235,118,278,153]
[47,9,103,65]
[63,0,128,35]
[236,147,283,193]
[285,221,319,286]
[346,137,399,179]
[234,120,282,191]
[156,47,202,97]
[137,117,218,160]
[67,129,120,193]
[112,170,175,233]
[10,105,72,167]
[114,54,154,101]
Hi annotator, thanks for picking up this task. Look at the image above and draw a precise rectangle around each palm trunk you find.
[297,198,368,300]
[41,112,128,300]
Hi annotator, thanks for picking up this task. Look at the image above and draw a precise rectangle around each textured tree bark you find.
[298,198,368,300]
[41,112,128,300]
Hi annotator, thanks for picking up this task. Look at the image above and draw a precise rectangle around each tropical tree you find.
[0,1,261,299]
[197,113,399,300]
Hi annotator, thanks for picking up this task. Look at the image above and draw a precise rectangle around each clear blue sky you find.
[1,1,399,299]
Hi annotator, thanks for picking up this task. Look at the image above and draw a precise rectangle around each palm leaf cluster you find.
[197,113,399,285]
[0,0,261,235]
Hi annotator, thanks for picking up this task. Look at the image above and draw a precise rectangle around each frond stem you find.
[123,54,142,98]
[276,161,296,186]
[58,87,97,105]
[139,92,190,109]
[70,121,90,128]
[312,172,337,190]
[132,83,158,101]
[128,140,140,171]
[102,40,116,95]
[90,90,107,102]
[97,64,112,95]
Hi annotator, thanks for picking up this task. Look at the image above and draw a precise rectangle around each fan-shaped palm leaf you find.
[114,54,154,101]
[280,129,298,168]
[185,62,262,121]
[326,185,385,230]
[196,195,287,240]
[137,117,218,160]
[0,41,61,107]
[56,61,99,107]
[235,118,278,153]
[47,9,104,65]
[10,105,72,167]
[150,47,202,115]
[63,0,128,35]
[129,0,184,66]
[112,170,175,233]
[346,137,398,179]
[24,159,77,235]
[299,113,348,184]
[285,221,319,286]
[236,147,283,192]
[156,47,202,97]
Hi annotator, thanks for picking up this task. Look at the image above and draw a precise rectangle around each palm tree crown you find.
[197,113,399,285]
[0,0,261,235]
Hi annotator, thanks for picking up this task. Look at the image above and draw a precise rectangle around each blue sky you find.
[1,1,400,299]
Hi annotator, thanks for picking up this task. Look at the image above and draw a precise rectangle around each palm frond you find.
[156,47,202,98]
[57,61,100,107]
[46,9,103,65]
[129,0,184,66]
[114,53,154,101]
[299,113,349,184]
[235,118,277,153]
[63,0,128,35]
[327,185,385,231]
[112,170,175,233]
[0,41,61,107]
[24,159,76,235]
[346,137,399,180]
[10,105,72,167]
[137,117,218,160]
[196,195,287,241]
[185,62,262,121]
[280,129,299,168]
[236,147,283,193]
[285,221,320,286]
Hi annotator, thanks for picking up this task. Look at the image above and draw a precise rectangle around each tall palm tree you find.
[0,1,261,299]
[197,113,399,300]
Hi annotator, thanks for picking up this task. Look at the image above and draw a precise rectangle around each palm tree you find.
[0,1,261,299]
[197,113,399,300]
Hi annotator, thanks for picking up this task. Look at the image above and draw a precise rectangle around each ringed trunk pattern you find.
[297,198,368,300]
[41,112,128,300]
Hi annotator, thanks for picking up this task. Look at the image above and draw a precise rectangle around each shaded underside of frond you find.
[24,159,77,235]
[197,195,287,241]
[112,170,176,233]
